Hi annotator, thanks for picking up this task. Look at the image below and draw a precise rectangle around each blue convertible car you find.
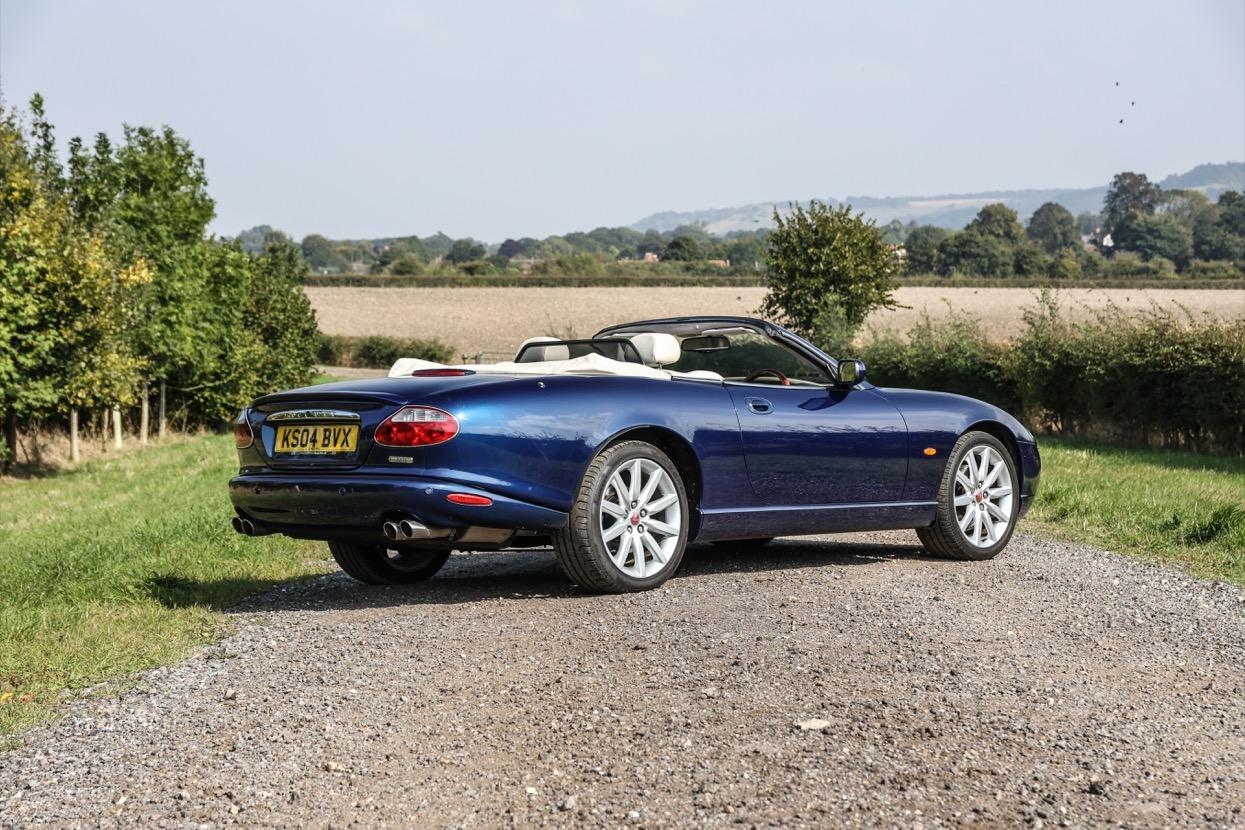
[229,316,1040,593]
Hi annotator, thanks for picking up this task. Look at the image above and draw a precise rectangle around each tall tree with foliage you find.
[1027,202,1080,254]
[1103,172,1160,238]
[0,102,153,469]
[903,225,948,274]
[967,203,1026,243]
[761,201,899,350]
[1115,214,1194,267]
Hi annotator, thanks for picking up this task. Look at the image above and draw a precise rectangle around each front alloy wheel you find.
[917,431,1019,561]
[953,444,1014,548]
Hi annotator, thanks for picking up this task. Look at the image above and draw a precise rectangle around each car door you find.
[726,384,909,505]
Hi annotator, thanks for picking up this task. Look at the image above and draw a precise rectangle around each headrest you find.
[628,332,681,367]
[515,336,569,362]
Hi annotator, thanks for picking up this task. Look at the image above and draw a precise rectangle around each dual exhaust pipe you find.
[383,518,448,541]
[232,515,446,541]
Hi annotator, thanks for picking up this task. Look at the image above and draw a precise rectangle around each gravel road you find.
[3,532,1244,828]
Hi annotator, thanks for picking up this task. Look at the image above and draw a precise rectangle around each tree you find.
[937,231,1013,277]
[1049,247,1083,280]
[390,254,424,275]
[1026,202,1080,254]
[1193,191,1245,261]
[1013,242,1051,276]
[968,203,1025,243]
[497,238,524,258]
[662,235,702,261]
[1157,189,1214,229]
[903,225,948,274]
[1103,172,1160,237]
[301,234,337,269]
[761,201,899,346]
[1115,213,1194,267]
[445,238,486,264]
[0,105,152,468]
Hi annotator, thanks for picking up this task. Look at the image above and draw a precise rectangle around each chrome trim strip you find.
[267,409,361,422]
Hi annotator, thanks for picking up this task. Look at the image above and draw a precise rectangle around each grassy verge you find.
[1029,438,1245,583]
[0,434,327,736]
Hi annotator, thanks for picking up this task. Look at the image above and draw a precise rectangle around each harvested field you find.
[306,286,1245,355]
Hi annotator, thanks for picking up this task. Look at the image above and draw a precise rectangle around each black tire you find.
[552,440,690,593]
[917,430,1019,561]
[710,537,775,548]
[328,541,450,584]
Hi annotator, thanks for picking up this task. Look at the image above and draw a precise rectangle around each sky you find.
[1,1,1243,242]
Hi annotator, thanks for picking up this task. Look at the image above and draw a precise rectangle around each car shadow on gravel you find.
[233,535,931,613]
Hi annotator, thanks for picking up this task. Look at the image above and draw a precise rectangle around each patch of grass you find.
[0,435,327,735]
[311,372,347,385]
[1029,438,1245,583]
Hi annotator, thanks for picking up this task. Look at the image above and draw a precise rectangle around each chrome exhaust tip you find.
[398,518,429,540]
[382,521,401,541]
[239,518,256,536]
[230,516,246,535]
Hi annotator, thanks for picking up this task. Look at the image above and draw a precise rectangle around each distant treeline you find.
[241,171,1245,282]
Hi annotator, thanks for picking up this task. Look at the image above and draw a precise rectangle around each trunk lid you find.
[247,374,525,470]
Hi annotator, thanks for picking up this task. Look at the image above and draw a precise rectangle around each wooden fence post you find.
[140,381,150,446]
[158,381,167,440]
[111,407,123,450]
[69,408,80,463]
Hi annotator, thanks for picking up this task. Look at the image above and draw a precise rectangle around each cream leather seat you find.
[627,332,681,367]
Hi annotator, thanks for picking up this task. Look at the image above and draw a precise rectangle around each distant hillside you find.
[631,162,1244,235]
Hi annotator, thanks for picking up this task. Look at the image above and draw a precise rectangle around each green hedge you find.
[315,335,455,369]
[304,273,1245,290]
[859,293,1245,454]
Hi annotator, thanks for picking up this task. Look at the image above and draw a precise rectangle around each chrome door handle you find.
[746,397,772,414]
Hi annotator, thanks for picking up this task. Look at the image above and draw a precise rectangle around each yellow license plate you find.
[273,424,359,454]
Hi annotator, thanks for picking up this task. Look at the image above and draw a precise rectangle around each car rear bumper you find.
[228,473,568,541]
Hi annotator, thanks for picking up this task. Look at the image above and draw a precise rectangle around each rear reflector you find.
[374,406,459,447]
[412,368,475,377]
[447,493,492,506]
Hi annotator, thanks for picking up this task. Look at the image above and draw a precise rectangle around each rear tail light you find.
[374,406,459,447]
[234,412,254,449]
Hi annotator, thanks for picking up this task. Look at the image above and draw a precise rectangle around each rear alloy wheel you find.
[553,440,689,593]
[328,541,450,584]
[917,430,1019,561]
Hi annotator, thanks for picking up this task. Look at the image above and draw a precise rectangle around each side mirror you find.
[834,358,866,386]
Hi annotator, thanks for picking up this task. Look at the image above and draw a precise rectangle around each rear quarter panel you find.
[399,375,753,515]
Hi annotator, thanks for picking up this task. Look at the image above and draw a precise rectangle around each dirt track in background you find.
[3,531,1244,828]
[306,286,1245,355]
